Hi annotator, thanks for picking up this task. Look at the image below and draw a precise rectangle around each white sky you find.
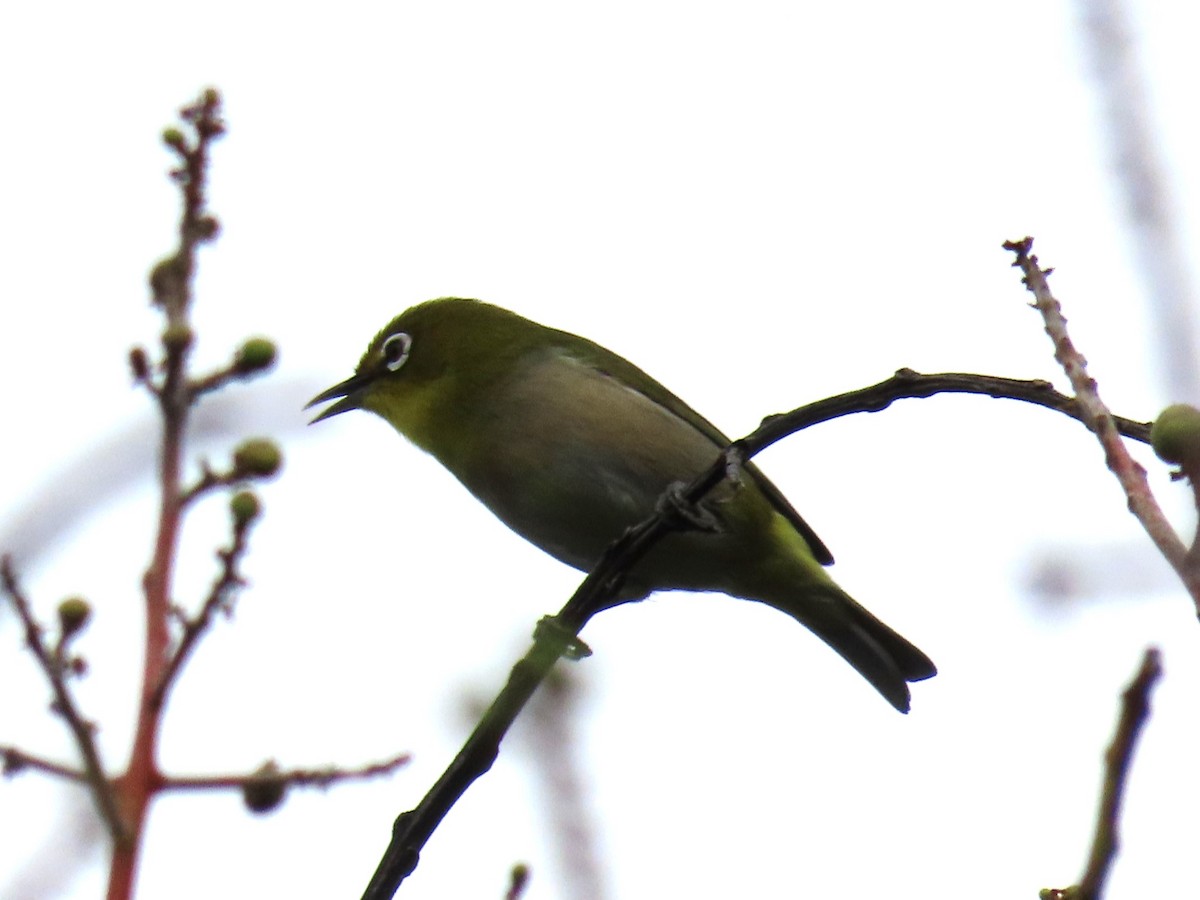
[2,1,1200,898]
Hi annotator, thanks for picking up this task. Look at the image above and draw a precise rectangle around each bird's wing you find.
[552,334,835,566]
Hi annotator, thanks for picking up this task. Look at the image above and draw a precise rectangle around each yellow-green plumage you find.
[309,298,935,712]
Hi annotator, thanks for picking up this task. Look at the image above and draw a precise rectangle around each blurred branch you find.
[1005,237,1200,610]
[525,668,608,900]
[0,557,124,841]
[504,864,531,900]
[0,378,317,583]
[1041,647,1162,900]
[1076,0,1200,399]
[3,88,409,900]
[360,362,1157,898]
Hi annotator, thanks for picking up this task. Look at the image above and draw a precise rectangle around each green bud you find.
[230,490,261,525]
[149,254,185,302]
[233,438,283,479]
[162,322,194,353]
[1150,404,1200,467]
[57,596,91,639]
[162,127,187,151]
[233,337,277,375]
[242,760,287,814]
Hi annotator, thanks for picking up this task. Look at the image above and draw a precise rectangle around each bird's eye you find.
[382,332,412,372]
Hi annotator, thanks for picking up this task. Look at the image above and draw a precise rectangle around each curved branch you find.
[359,368,1154,899]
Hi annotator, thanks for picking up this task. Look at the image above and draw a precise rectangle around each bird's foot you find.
[723,445,746,488]
[656,481,723,532]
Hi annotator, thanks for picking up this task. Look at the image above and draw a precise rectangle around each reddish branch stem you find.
[106,90,222,900]
[1005,237,1200,612]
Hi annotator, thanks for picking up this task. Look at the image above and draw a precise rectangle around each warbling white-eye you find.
[308,298,936,711]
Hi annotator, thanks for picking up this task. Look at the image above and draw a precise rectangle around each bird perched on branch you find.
[308,298,935,711]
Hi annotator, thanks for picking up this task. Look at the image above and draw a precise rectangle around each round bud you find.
[233,338,277,375]
[242,761,287,814]
[161,128,187,151]
[1150,404,1200,467]
[230,491,261,525]
[162,323,194,353]
[57,596,92,639]
[148,255,184,300]
[233,439,283,479]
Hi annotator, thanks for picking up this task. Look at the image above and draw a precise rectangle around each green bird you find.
[308,298,936,712]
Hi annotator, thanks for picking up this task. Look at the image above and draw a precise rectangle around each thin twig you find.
[2,745,87,782]
[161,753,411,792]
[505,864,532,900]
[1077,0,1200,399]
[150,508,253,711]
[1004,237,1200,611]
[1080,647,1162,898]
[178,461,243,508]
[0,557,126,841]
[188,363,241,399]
[1042,647,1162,900]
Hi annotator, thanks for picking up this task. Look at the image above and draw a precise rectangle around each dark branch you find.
[359,368,1155,899]
[1042,647,1162,900]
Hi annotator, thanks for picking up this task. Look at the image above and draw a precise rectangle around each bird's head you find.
[306,297,546,446]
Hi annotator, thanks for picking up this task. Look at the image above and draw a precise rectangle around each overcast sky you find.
[2,2,1200,898]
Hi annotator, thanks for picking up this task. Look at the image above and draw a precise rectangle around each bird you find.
[307,298,935,711]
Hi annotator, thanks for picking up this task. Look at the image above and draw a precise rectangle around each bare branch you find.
[2,745,87,782]
[505,864,532,900]
[0,557,126,841]
[1042,647,1163,900]
[1005,237,1200,610]
[358,364,1158,899]
[150,503,255,711]
[161,753,412,793]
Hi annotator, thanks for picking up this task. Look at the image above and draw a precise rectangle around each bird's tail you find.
[779,583,937,714]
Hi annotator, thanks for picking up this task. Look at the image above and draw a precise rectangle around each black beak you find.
[305,372,375,424]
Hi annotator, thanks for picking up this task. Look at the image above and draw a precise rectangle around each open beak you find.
[305,372,375,424]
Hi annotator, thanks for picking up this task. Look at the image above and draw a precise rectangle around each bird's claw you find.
[723,446,746,488]
[656,481,723,532]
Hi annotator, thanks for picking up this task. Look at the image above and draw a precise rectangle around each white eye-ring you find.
[382,332,412,372]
